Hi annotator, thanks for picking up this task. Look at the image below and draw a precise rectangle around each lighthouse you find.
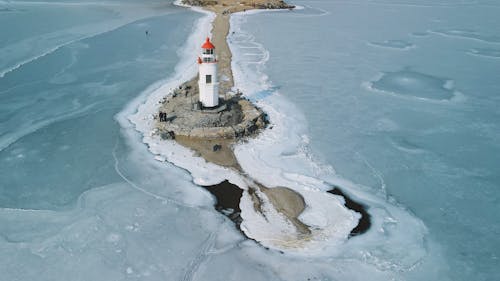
[197,37,219,108]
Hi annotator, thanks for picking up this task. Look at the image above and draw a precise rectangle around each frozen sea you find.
[1,0,499,280]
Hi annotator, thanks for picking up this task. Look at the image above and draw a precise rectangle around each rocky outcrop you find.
[254,0,295,9]
[181,0,217,7]
[181,0,295,10]
[155,79,267,140]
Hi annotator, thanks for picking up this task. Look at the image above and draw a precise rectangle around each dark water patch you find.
[203,180,371,238]
[202,180,243,228]
[328,188,371,236]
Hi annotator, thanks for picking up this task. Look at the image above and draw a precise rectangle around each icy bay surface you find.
[0,1,237,280]
[2,0,500,280]
[0,1,198,209]
[1,1,387,280]
[230,0,500,280]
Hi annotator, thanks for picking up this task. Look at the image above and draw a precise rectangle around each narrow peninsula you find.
[154,0,313,240]
[150,0,368,247]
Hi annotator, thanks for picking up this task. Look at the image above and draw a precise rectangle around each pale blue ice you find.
[233,0,500,280]
[1,0,499,280]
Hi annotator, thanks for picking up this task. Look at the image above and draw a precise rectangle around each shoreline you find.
[127,0,367,254]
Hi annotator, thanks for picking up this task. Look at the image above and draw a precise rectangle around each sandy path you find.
[207,8,234,94]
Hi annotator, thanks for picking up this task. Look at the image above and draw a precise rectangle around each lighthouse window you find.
[206,75,212,84]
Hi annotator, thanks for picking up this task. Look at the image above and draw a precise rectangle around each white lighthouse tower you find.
[197,37,219,108]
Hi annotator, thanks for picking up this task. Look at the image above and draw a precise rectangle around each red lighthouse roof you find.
[201,37,215,49]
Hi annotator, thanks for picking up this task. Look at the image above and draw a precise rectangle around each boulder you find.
[160,131,175,140]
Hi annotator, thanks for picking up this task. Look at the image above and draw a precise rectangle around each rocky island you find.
[155,79,267,167]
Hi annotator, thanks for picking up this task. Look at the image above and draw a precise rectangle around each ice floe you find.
[364,69,464,102]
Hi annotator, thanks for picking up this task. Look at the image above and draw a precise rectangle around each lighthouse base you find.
[192,99,227,113]
[155,78,267,140]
